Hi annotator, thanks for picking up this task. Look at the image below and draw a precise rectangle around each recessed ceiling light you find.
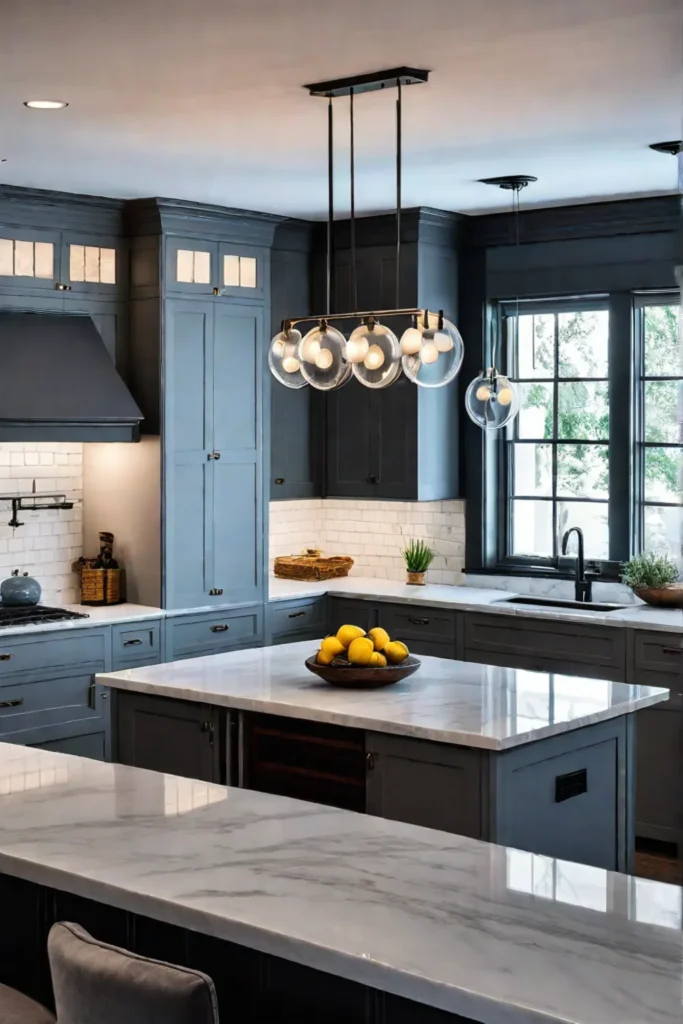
[24,100,68,110]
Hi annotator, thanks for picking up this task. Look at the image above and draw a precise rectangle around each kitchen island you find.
[0,742,679,1024]
[99,641,668,871]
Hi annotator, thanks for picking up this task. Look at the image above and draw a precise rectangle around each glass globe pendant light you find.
[465,369,519,429]
[298,320,351,391]
[350,318,402,389]
[267,328,306,389]
[401,311,464,388]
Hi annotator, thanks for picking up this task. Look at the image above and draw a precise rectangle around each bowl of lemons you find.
[305,625,419,688]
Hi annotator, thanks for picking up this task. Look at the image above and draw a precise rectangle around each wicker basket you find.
[80,568,122,606]
[274,554,354,582]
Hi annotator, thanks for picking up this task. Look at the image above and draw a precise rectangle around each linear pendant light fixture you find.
[268,67,465,392]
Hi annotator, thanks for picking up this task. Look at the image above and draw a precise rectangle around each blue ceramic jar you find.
[1,570,42,607]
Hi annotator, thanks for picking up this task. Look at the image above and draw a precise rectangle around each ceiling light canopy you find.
[24,100,68,109]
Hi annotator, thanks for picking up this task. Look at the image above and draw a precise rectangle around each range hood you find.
[0,313,143,442]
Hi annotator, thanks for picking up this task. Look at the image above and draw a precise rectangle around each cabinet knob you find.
[207,451,221,460]
[274,478,285,485]
[55,283,72,292]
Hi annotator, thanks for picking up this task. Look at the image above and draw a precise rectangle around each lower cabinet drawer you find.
[112,621,161,670]
[270,598,326,640]
[0,631,107,680]
[28,730,108,761]
[0,668,105,737]
[167,608,263,661]
[382,604,457,643]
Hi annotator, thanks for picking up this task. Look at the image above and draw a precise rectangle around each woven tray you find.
[274,555,353,582]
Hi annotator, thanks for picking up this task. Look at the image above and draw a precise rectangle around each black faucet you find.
[561,527,593,603]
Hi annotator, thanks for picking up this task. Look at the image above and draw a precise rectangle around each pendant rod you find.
[395,77,402,309]
[327,96,334,313]
[350,88,358,311]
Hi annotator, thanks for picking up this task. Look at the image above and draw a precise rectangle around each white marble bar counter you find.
[99,641,668,751]
[0,743,679,1024]
[269,575,683,632]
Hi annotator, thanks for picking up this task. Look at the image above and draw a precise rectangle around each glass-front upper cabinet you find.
[166,237,266,299]
[218,241,265,299]
[62,234,123,294]
[0,229,58,292]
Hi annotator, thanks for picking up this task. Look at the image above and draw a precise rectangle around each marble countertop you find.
[99,640,668,751]
[0,602,164,638]
[0,743,679,1024]
[269,575,683,633]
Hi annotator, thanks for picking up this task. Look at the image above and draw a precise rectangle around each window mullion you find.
[608,293,634,562]
[552,314,559,559]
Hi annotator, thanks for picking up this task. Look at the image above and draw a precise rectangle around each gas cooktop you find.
[0,605,90,627]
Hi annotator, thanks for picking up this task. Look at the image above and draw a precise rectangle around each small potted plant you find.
[402,539,434,586]
[620,552,683,607]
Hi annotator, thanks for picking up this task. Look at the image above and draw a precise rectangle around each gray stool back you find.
[47,922,219,1024]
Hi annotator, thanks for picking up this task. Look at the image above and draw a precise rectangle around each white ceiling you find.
[1,0,681,218]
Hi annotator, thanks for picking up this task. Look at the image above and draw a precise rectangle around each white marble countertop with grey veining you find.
[99,641,668,751]
[269,575,683,632]
[0,602,165,638]
[0,742,679,1024]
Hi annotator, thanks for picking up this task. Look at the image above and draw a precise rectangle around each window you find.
[69,244,116,284]
[176,248,211,284]
[223,254,257,288]
[0,238,53,279]
[637,299,682,568]
[505,304,610,562]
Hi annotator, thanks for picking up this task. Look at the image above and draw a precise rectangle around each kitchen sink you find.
[503,596,628,613]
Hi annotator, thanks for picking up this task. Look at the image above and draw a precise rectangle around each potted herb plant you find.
[620,552,683,607]
[402,539,434,586]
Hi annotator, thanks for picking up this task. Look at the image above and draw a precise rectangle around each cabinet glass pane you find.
[176,249,194,283]
[70,244,86,281]
[193,250,211,284]
[14,240,34,276]
[0,239,13,276]
[512,499,552,556]
[223,254,240,286]
[33,242,54,279]
[85,246,100,282]
[240,256,257,288]
[99,247,116,284]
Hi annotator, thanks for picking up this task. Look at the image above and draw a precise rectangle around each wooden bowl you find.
[304,654,420,688]
[633,585,683,609]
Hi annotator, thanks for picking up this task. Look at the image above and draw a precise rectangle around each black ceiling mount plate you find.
[479,175,538,191]
[305,67,430,97]
[649,141,682,156]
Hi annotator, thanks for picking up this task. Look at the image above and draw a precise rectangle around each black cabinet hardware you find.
[207,451,221,460]
[408,617,430,626]
[274,478,285,485]
[0,654,12,662]
[288,611,306,619]
[366,752,375,771]
[55,283,71,291]
[555,768,587,803]
[209,588,223,596]
[0,698,22,709]
[663,647,682,655]
[210,624,229,633]
[123,638,143,647]
[200,720,215,744]
[367,475,378,484]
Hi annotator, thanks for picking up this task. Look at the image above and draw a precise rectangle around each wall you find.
[0,442,83,605]
[269,499,465,585]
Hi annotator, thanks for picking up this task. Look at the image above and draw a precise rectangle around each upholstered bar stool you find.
[0,984,54,1024]
[47,922,219,1024]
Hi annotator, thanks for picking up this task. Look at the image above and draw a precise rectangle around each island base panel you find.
[0,874,475,1024]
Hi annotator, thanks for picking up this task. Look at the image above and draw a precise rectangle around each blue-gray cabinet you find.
[164,298,265,609]
[267,597,327,645]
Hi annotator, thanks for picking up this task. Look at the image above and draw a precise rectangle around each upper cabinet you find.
[166,236,266,299]
[0,229,59,293]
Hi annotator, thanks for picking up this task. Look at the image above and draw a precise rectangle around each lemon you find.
[320,635,345,657]
[336,624,366,649]
[347,636,374,666]
[384,640,409,664]
[370,651,387,667]
[316,648,336,666]
[367,627,390,652]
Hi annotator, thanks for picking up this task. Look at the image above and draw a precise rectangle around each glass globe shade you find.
[268,329,306,389]
[345,333,370,364]
[401,311,464,388]
[351,322,402,390]
[299,324,351,391]
[400,326,423,355]
[465,371,520,430]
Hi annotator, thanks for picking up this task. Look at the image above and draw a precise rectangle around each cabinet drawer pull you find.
[367,475,378,484]
[408,617,430,626]
[123,638,143,647]
[210,624,229,633]
[288,611,306,619]
[0,698,22,709]
[366,752,375,771]
[209,588,224,596]
[0,654,13,662]
[274,478,285,485]
[207,451,221,460]
[662,647,683,655]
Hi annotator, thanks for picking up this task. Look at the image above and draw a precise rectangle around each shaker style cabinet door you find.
[165,237,218,295]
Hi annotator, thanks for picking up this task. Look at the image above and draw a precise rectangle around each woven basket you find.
[274,555,354,582]
[80,568,122,606]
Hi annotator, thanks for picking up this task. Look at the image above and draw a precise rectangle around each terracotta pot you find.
[406,571,426,586]
[633,584,683,608]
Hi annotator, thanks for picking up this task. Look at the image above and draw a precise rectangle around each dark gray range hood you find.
[0,313,143,442]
